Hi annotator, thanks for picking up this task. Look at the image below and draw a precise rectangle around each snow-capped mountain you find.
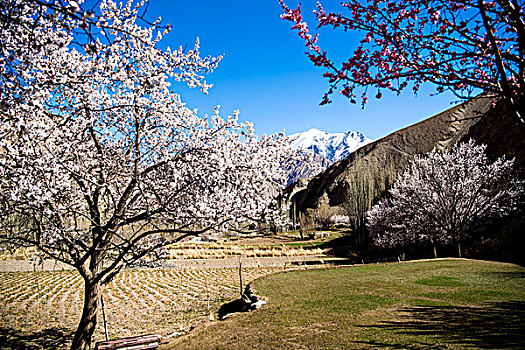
[290,128,373,163]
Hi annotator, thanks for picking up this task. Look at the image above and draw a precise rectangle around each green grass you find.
[164,259,525,350]
[415,275,464,287]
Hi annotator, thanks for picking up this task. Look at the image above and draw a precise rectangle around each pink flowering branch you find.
[280,0,524,123]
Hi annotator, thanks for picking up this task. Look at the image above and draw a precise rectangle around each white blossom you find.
[366,140,524,256]
[0,1,302,348]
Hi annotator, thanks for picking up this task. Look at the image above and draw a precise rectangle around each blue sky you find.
[132,0,457,140]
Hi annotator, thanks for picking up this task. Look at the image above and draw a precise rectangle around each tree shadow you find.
[484,270,525,281]
[318,233,355,258]
[354,301,525,349]
[0,327,73,350]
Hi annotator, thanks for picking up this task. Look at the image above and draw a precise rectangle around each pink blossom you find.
[279,0,524,121]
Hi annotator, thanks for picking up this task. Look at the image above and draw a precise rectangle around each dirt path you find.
[0,255,344,272]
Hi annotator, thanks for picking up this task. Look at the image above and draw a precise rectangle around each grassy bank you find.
[166,259,525,349]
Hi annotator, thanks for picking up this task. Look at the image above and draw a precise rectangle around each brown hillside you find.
[287,96,524,239]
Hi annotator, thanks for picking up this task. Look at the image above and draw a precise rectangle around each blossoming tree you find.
[366,140,523,258]
[0,1,295,348]
[279,0,524,124]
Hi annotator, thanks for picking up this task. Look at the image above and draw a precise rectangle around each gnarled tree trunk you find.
[70,279,102,350]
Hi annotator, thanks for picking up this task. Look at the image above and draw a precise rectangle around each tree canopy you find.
[0,1,296,348]
[366,140,524,257]
[280,0,524,123]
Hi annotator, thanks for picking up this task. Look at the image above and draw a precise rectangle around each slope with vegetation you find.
[286,97,525,261]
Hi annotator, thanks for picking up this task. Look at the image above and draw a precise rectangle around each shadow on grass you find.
[485,270,525,281]
[0,327,73,350]
[354,301,525,349]
[318,233,354,258]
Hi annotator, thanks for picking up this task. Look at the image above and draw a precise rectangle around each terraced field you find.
[0,265,283,348]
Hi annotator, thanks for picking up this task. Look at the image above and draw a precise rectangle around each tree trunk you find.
[457,242,462,258]
[71,280,102,350]
[429,238,438,258]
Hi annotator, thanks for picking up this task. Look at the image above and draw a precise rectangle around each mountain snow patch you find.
[290,128,373,163]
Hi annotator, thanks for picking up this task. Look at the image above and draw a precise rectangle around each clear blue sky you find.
[122,0,458,140]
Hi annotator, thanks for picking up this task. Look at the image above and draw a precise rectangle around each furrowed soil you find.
[0,234,342,349]
[0,246,338,350]
[0,261,292,349]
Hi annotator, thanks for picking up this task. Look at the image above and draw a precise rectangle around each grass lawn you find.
[163,259,525,349]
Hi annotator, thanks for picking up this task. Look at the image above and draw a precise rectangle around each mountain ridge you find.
[290,128,373,164]
[284,96,525,263]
